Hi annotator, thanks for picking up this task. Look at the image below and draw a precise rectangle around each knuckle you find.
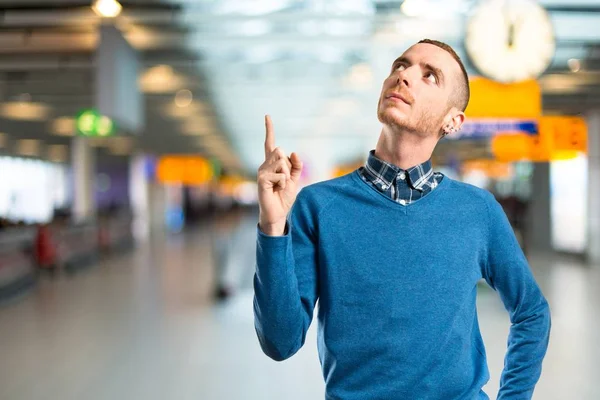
[259,171,271,179]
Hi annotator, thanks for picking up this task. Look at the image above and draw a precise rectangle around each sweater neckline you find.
[351,168,451,209]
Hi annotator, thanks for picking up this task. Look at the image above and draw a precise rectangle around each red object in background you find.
[98,224,110,251]
[35,225,57,268]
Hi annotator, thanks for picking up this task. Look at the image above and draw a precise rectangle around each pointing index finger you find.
[264,115,275,159]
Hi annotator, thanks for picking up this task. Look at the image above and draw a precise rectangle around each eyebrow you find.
[391,56,445,85]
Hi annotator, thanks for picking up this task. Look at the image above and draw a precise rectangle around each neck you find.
[374,125,439,170]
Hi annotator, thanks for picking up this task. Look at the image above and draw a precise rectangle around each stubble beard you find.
[378,101,412,131]
[377,102,441,139]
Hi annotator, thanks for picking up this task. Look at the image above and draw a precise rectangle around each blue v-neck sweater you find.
[254,171,551,400]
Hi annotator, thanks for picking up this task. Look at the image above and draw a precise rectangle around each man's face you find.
[377,43,462,137]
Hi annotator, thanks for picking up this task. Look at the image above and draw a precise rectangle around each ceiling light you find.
[139,65,185,94]
[568,58,581,73]
[125,25,162,50]
[92,0,122,18]
[51,117,76,136]
[401,0,423,17]
[232,20,271,36]
[16,139,40,157]
[0,102,50,121]
[175,89,193,108]
[214,0,293,16]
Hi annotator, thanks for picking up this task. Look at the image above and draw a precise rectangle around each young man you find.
[254,39,551,400]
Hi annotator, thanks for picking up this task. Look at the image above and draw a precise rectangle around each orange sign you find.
[156,156,214,185]
[466,77,587,162]
[538,116,587,153]
[466,78,541,119]
[491,133,534,162]
[528,132,553,162]
[491,115,587,162]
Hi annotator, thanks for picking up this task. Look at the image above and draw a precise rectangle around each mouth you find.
[385,92,411,105]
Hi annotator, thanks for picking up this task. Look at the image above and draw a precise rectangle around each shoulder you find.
[441,176,500,211]
[294,171,357,213]
[439,178,511,239]
[298,171,356,200]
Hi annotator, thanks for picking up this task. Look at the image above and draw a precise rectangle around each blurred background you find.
[0,0,599,399]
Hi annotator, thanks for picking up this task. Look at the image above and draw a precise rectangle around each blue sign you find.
[446,120,538,140]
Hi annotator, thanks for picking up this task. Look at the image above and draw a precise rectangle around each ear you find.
[440,108,466,137]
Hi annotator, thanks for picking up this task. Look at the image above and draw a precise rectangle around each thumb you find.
[289,152,303,182]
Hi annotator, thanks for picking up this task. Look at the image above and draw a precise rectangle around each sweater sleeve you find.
[253,189,320,361]
[482,193,551,399]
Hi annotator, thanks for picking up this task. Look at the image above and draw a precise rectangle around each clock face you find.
[465,0,556,83]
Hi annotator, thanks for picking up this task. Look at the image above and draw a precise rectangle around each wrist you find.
[259,219,287,236]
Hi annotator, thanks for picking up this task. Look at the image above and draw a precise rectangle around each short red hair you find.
[418,39,470,111]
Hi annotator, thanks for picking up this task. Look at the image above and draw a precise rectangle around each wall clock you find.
[465,0,556,83]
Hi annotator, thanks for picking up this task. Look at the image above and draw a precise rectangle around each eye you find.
[425,72,438,84]
[394,63,406,71]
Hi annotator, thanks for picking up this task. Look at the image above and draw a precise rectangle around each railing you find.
[0,215,134,302]
[0,228,37,302]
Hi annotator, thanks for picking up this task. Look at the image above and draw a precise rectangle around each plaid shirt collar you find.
[362,150,435,193]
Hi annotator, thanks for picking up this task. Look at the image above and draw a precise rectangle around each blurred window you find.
[550,154,588,253]
[0,156,68,223]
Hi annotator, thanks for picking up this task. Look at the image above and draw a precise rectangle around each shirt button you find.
[399,173,406,180]
[381,184,388,190]
[399,199,406,205]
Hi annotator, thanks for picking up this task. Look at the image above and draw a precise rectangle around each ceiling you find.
[0,0,599,179]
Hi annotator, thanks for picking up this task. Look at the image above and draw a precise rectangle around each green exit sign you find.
[76,109,116,137]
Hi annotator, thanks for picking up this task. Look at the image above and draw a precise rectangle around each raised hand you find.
[257,115,303,236]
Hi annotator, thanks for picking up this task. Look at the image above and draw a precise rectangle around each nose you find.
[396,70,410,88]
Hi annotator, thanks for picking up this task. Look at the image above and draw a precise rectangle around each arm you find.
[253,189,319,361]
[483,194,551,399]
